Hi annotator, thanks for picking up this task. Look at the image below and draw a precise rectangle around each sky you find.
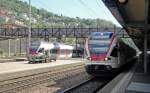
[20,0,121,27]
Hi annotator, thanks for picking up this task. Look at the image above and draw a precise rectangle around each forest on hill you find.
[0,0,115,28]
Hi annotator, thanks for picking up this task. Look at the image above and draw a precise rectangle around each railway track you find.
[60,60,136,93]
[0,63,85,93]
[61,77,112,93]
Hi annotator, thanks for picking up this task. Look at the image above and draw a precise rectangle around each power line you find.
[78,0,100,18]
[36,0,53,12]
[95,0,110,19]
[95,0,120,27]
[95,0,111,27]
[36,0,99,19]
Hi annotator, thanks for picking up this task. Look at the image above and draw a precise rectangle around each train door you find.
[109,44,120,66]
[50,49,57,61]
[116,44,120,65]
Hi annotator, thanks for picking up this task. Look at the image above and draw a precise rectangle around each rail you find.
[61,77,111,93]
[0,62,84,93]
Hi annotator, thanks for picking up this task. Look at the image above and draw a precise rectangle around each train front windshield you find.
[29,46,38,54]
[88,32,113,61]
[89,44,109,54]
[30,42,40,54]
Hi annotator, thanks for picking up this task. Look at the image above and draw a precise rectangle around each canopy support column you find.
[144,30,147,73]
[144,0,149,73]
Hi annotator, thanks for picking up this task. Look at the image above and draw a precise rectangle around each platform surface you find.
[0,59,85,74]
[124,60,150,93]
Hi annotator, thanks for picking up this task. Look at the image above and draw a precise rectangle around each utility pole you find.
[28,0,31,56]
[8,39,11,57]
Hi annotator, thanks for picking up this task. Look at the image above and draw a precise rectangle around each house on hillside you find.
[31,17,37,23]
[18,13,29,20]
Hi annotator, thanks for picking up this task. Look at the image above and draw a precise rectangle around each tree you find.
[0,0,115,28]
[0,17,5,24]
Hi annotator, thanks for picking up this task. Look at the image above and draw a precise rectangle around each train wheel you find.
[45,58,49,63]
[45,59,47,63]
[42,60,45,63]
[86,70,93,75]
[85,66,93,75]
[28,61,32,64]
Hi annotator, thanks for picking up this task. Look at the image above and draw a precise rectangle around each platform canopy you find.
[102,0,148,49]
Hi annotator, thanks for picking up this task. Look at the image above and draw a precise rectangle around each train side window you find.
[110,47,118,57]
[61,49,65,55]
[50,49,57,54]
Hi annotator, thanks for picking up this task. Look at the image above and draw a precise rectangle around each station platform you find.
[0,59,85,74]
[0,57,27,63]
[0,59,85,82]
[124,60,150,93]
[98,58,150,93]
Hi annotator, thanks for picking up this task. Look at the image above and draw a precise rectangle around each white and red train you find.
[85,31,137,75]
[28,41,74,63]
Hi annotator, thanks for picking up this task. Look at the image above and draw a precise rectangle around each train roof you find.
[32,41,73,50]
[91,31,113,34]
[90,31,114,39]
[42,42,73,50]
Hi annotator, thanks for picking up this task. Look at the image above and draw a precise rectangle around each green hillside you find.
[0,0,115,28]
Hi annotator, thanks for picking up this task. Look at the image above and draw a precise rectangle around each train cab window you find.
[110,47,118,57]
[38,48,44,53]
[90,32,113,40]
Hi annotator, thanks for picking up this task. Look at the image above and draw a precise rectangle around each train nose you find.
[86,57,91,60]
[94,65,112,71]
[94,65,99,70]
[106,65,112,70]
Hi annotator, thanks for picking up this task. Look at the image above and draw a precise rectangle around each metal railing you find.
[0,27,120,38]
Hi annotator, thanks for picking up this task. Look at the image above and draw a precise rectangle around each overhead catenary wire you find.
[33,0,57,27]
[32,0,115,28]
[94,0,112,27]
[95,0,111,20]
[37,0,96,27]
[35,0,100,19]
[36,0,53,12]
[78,0,100,18]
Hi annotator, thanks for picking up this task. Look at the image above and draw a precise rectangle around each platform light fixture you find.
[117,0,128,4]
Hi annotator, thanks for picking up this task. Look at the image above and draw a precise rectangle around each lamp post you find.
[28,0,31,57]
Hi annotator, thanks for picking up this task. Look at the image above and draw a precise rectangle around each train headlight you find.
[104,57,111,61]
[104,58,108,61]
[87,57,91,60]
